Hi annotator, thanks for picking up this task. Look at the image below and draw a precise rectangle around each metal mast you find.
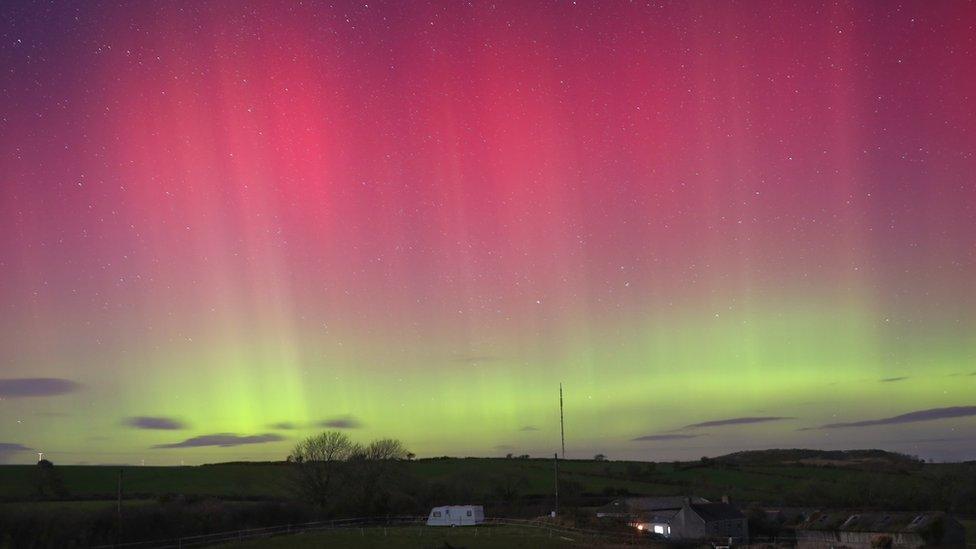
[559,383,565,459]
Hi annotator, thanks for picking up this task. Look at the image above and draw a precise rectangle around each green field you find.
[2,452,973,548]
[0,456,967,507]
[962,520,976,545]
[216,525,641,549]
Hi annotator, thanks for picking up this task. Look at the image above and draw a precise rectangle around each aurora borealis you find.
[1,1,975,465]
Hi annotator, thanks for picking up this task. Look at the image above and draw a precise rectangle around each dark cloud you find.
[317,416,362,429]
[879,377,908,383]
[519,425,540,431]
[124,416,186,430]
[269,422,298,430]
[682,416,794,429]
[152,433,284,449]
[0,378,81,398]
[0,443,33,462]
[886,436,973,444]
[632,434,702,442]
[812,406,976,429]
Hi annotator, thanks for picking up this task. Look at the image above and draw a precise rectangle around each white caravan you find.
[426,505,485,526]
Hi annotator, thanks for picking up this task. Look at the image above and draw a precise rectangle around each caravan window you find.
[433,512,441,517]
[466,510,472,516]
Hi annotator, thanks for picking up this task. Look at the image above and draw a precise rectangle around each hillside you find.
[712,449,925,470]
[1,452,973,512]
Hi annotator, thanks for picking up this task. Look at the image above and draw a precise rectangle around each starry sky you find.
[1,1,975,465]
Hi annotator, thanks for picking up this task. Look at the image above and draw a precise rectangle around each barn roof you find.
[797,511,950,534]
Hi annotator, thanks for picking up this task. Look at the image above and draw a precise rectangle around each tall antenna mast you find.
[559,383,565,459]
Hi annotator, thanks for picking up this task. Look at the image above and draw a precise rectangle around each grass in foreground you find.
[960,519,975,544]
[217,525,642,549]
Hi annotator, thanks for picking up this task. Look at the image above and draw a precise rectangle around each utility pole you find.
[559,383,565,459]
[553,453,559,517]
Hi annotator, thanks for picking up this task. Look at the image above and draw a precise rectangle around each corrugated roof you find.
[798,511,948,534]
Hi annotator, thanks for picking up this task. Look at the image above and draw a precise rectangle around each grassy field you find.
[216,525,644,549]
[2,453,972,548]
[0,456,961,505]
[962,519,976,545]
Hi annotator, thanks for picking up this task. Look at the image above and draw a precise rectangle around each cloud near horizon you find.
[519,425,540,431]
[879,377,908,383]
[268,421,298,430]
[682,416,795,429]
[124,416,186,430]
[0,378,81,398]
[0,442,34,462]
[807,406,976,430]
[152,433,285,449]
[632,434,702,442]
[0,442,33,452]
[317,416,362,429]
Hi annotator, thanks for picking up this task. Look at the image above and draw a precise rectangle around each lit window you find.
[653,525,665,534]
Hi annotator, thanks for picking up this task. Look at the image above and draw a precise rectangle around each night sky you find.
[1,1,975,465]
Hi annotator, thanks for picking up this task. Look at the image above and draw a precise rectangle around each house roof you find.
[618,496,708,512]
[690,503,745,522]
[797,511,951,535]
[643,508,682,522]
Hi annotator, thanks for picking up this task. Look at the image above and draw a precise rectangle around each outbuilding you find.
[426,505,485,526]
[795,510,966,548]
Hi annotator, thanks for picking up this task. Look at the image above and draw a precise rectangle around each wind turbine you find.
[36,451,44,462]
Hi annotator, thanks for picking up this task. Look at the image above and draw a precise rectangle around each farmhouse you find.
[795,510,965,548]
[426,505,485,526]
[597,496,748,543]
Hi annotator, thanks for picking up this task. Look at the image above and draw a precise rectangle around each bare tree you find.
[290,431,361,509]
[348,438,412,514]
[362,438,410,461]
[292,431,361,463]
[289,431,413,514]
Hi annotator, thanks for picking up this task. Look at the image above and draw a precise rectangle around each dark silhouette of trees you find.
[288,431,412,515]
[360,438,410,461]
[347,438,412,515]
[289,431,361,510]
[32,459,67,499]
